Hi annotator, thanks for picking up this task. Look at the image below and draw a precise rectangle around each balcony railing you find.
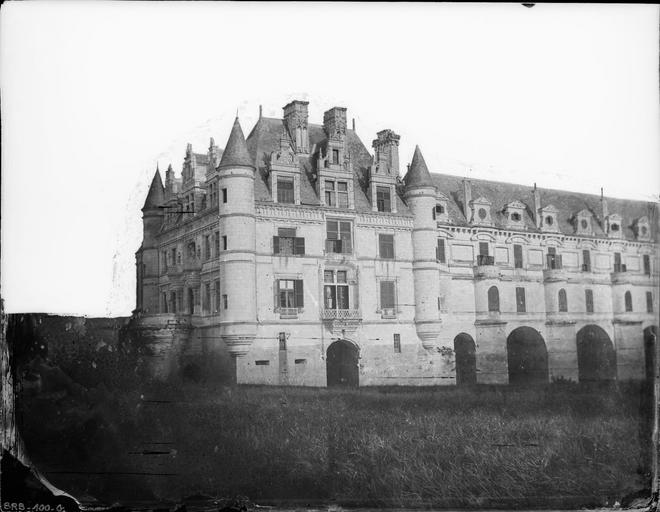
[613,263,627,273]
[546,254,563,270]
[325,239,353,254]
[277,307,299,319]
[476,255,495,266]
[321,308,362,320]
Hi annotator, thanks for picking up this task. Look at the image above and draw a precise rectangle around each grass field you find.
[17,377,653,509]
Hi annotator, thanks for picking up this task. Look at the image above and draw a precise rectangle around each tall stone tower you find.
[137,167,165,314]
[217,117,258,374]
[404,146,441,349]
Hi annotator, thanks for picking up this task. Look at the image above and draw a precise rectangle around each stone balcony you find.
[543,254,566,282]
[321,308,362,335]
[473,256,500,280]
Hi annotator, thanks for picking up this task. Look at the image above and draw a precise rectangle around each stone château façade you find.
[131,100,659,386]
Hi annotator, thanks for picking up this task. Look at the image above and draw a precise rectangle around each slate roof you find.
[404,146,435,189]
[244,116,409,214]
[143,168,164,209]
[218,118,254,169]
[430,173,656,241]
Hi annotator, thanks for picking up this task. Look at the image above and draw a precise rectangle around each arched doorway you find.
[644,326,657,382]
[327,340,359,388]
[506,327,549,385]
[454,333,477,385]
[576,325,616,382]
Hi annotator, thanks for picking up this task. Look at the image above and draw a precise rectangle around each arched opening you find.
[488,286,500,312]
[558,289,568,312]
[506,327,549,385]
[327,340,359,388]
[644,326,657,382]
[454,333,477,385]
[576,325,616,382]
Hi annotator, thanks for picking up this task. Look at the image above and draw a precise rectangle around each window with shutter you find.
[513,244,523,269]
[436,239,446,263]
[624,291,633,312]
[585,289,594,313]
[379,234,394,259]
[488,286,499,312]
[582,250,591,271]
[376,186,391,212]
[643,254,651,275]
[516,287,526,313]
[380,280,396,316]
[647,292,654,313]
[326,220,352,253]
[558,289,568,312]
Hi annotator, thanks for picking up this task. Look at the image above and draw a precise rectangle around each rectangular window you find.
[214,231,220,257]
[204,235,211,260]
[277,279,304,312]
[274,228,305,256]
[379,234,394,259]
[326,220,352,254]
[436,239,446,263]
[380,280,396,310]
[513,244,523,269]
[332,149,340,164]
[515,287,526,313]
[337,182,349,208]
[582,250,591,271]
[277,176,295,204]
[279,332,287,351]
[376,186,391,213]
[585,289,594,313]
[643,254,651,275]
[214,280,220,312]
[324,270,350,309]
[324,180,335,207]
[479,242,489,256]
[647,292,654,313]
[255,360,269,366]
[393,333,401,354]
[222,294,228,310]
[203,283,210,312]
[222,235,227,251]
[222,188,227,203]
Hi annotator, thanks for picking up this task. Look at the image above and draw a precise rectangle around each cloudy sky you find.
[1,2,658,317]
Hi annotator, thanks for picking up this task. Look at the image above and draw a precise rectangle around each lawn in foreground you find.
[18,381,652,508]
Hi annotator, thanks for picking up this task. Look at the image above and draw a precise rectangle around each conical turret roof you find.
[404,145,435,189]
[218,117,254,170]
[143,167,164,209]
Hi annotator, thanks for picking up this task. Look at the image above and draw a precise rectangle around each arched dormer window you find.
[488,286,500,312]
[558,289,568,312]
[624,291,633,312]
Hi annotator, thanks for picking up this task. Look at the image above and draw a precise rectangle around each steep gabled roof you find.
[404,146,435,189]
[218,117,254,170]
[143,168,164,210]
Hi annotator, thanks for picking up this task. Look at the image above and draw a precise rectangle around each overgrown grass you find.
[18,381,652,509]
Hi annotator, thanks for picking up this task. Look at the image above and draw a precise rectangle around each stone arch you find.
[644,326,657,382]
[488,286,500,312]
[326,339,359,388]
[576,325,616,382]
[454,333,477,385]
[506,327,549,385]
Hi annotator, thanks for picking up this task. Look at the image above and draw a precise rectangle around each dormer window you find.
[634,216,651,241]
[605,213,623,239]
[470,197,493,226]
[433,193,450,223]
[376,186,392,212]
[332,149,340,165]
[503,201,526,230]
[539,205,560,233]
[277,176,294,204]
[575,209,593,236]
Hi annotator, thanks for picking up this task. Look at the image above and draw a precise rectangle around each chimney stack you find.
[463,179,472,221]
[283,100,309,153]
[601,187,608,221]
[533,183,541,227]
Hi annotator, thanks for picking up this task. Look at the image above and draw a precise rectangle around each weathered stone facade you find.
[133,100,659,386]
